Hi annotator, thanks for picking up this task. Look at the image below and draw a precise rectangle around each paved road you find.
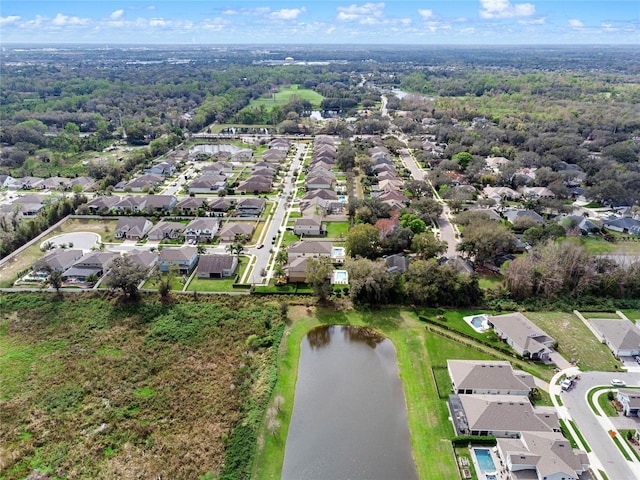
[561,371,640,480]
[399,148,460,258]
[248,142,306,285]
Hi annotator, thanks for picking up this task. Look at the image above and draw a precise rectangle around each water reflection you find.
[306,325,385,350]
[282,325,417,480]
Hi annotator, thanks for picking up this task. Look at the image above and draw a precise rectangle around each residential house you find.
[70,176,97,191]
[236,198,266,217]
[208,198,232,214]
[285,257,310,283]
[302,189,338,202]
[231,149,253,162]
[159,246,198,275]
[0,196,45,218]
[384,253,409,274]
[304,174,335,190]
[175,196,211,215]
[0,175,16,189]
[41,177,72,191]
[196,254,238,279]
[147,221,185,241]
[146,160,177,176]
[378,178,405,192]
[262,149,287,162]
[371,163,397,175]
[237,179,272,193]
[185,218,220,243]
[447,360,535,396]
[522,186,555,198]
[294,217,325,236]
[590,318,640,357]
[617,389,640,417]
[125,174,165,192]
[603,217,640,236]
[188,174,227,194]
[114,217,153,240]
[126,250,158,270]
[488,313,556,361]
[19,176,45,190]
[309,159,336,172]
[218,222,254,242]
[62,251,117,282]
[504,209,545,226]
[287,240,332,262]
[32,249,84,278]
[449,394,559,438]
[269,138,290,151]
[86,195,120,212]
[497,432,589,480]
[202,161,234,175]
[556,215,600,234]
[114,196,147,213]
[143,195,177,212]
[483,186,520,201]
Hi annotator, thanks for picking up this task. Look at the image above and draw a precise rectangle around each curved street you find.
[552,370,640,480]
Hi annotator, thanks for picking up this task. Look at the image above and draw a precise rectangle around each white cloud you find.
[337,3,385,23]
[52,13,89,26]
[0,15,21,25]
[568,18,584,28]
[110,10,124,20]
[225,7,271,16]
[149,18,169,27]
[519,17,545,25]
[418,9,434,20]
[479,0,535,19]
[271,8,306,20]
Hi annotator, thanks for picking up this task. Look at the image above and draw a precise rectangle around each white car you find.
[611,379,626,387]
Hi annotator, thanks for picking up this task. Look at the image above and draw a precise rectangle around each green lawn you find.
[597,391,618,416]
[478,273,503,290]
[252,308,461,480]
[324,221,350,239]
[622,310,640,321]
[565,236,640,255]
[142,273,185,291]
[186,257,248,292]
[246,85,325,110]
[526,312,619,372]
[580,311,620,319]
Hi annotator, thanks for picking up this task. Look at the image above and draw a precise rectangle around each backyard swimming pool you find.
[463,314,489,333]
[473,448,498,479]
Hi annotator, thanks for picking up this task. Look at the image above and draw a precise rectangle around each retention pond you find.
[281,325,418,480]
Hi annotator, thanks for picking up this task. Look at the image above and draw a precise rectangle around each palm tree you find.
[226,242,244,257]
[275,249,288,266]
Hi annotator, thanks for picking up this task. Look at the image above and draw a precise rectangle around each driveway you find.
[560,371,640,480]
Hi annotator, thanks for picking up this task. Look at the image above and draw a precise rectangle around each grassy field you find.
[526,312,619,371]
[253,307,480,480]
[246,85,324,110]
[565,236,640,255]
[324,221,350,239]
[622,310,640,321]
[0,293,285,480]
[0,218,119,288]
[580,311,621,319]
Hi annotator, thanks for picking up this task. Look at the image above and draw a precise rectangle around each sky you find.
[1,1,638,45]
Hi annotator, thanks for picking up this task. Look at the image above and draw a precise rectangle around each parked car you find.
[560,379,572,391]
[611,379,626,387]
[257,244,264,249]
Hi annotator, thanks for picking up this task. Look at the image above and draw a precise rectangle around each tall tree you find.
[305,257,334,302]
[345,223,380,259]
[104,256,149,301]
[457,219,515,264]
[345,258,400,305]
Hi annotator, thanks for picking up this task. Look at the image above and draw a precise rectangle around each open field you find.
[0,293,284,480]
[565,236,640,255]
[246,85,324,110]
[526,312,619,371]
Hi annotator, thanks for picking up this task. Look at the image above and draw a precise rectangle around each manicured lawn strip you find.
[558,419,579,448]
[568,420,591,453]
[599,470,610,480]
[324,221,350,239]
[610,431,632,461]
[253,307,461,480]
[142,273,184,291]
[622,310,640,321]
[287,211,302,219]
[620,430,640,461]
[526,312,619,372]
[597,391,618,416]
[587,386,612,416]
[453,447,478,480]
[418,313,553,381]
[580,311,620,319]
